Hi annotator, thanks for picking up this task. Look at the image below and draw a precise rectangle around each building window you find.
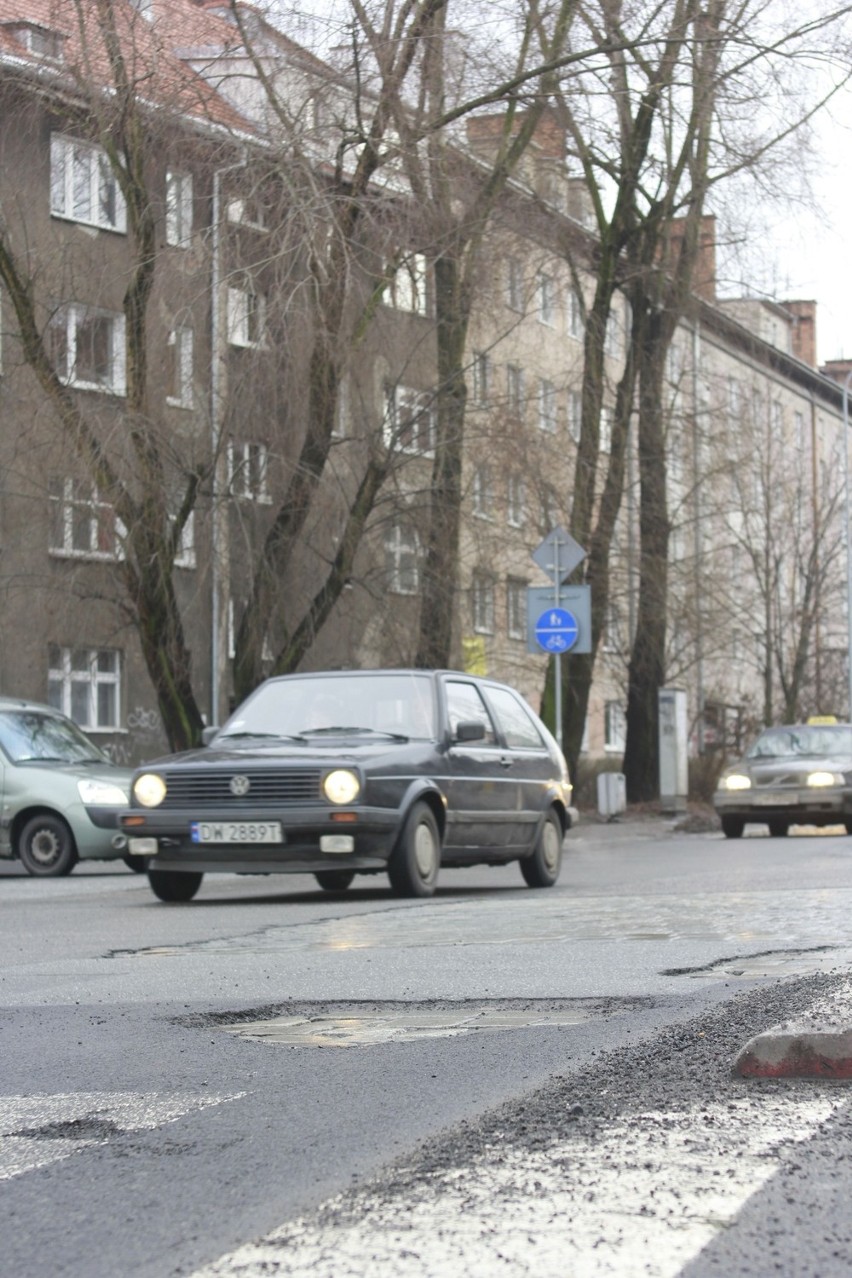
[48,646,121,730]
[9,23,65,58]
[228,440,270,502]
[171,509,195,569]
[538,273,556,326]
[165,326,193,407]
[507,474,525,527]
[384,385,436,456]
[130,0,154,16]
[472,351,490,405]
[604,308,622,358]
[472,465,493,519]
[604,700,626,753]
[507,364,525,416]
[568,390,582,443]
[50,135,126,233]
[506,578,527,640]
[227,195,267,230]
[389,253,428,316]
[472,572,495,634]
[47,305,126,394]
[771,400,783,434]
[727,376,741,421]
[227,285,266,348]
[794,410,806,452]
[506,257,524,312]
[165,171,193,247]
[600,405,613,453]
[49,478,120,560]
[385,524,420,595]
[568,287,584,338]
[538,379,557,433]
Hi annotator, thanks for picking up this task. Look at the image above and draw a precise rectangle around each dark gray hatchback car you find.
[122,669,575,901]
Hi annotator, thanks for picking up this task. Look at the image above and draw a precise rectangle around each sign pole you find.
[554,536,562,751]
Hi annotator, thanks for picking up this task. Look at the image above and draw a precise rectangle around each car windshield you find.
[747,726,852,760]
[0,710,106,764]
[218,673,437,742]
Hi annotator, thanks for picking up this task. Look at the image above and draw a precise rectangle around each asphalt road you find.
[3,818,852,1277]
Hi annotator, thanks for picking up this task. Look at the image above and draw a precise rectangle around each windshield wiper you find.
[216,731,306,743]
[298,726,409,742]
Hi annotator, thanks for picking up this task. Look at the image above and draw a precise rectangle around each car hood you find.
[139,739,438,770]
[743,754,852,779]
[14,760,133,787]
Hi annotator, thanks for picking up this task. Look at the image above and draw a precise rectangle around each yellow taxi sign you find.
[807,715,838,725]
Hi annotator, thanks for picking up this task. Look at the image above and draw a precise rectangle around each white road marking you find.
[0,1091,242,1182]
[193,1093,842,1277]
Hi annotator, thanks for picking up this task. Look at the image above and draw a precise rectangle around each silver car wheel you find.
[414,821,438,878]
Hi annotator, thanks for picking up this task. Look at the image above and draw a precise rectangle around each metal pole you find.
[844,371,852,721]
[553,534,563,750]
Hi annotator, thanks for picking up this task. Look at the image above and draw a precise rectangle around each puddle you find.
[662,945,842,980]
[206,998,639,1048]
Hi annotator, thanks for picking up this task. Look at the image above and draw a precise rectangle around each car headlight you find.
[807,771,841,787]
[720,773,751,791]
[77,779,130,806]
[323,769,360,804]
[133,773,167,808]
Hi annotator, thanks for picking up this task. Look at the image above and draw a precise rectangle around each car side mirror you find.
[201,726,219,746]
[455,720,486,743]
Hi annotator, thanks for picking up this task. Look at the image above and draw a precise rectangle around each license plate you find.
[191,821,284,844]
[752,793,798,806]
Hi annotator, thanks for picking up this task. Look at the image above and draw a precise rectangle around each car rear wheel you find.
[315,870,355,891]
[388,801,440,897]
[18,814,78,877]
[147,869,204,902]
[521,809,563,888]
[845,821,852,836]
[721,815,745,839]
[767,819,789,837]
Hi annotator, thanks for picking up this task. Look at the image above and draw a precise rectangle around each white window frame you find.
[226,196,267,231]
[47,646,121,731]
[227,284,267,348]
[171,508,195,570]
[600,405,613,453]
[472,465,493,520]
[569,389,582,443]
[538,273,556,326]
[568,287,584,338]
[604,700,626,753]
[507,364,525,416]
[472,572,495,635]
[47,304,126,395]
[49,478,122,561]
[506,578,527,640]
[165,170,193,248]
[507,473,525,528]
[10,23,64,58]
[472,351,490,405]
[50,135,126,233]
[385,524,420,595]
[228,439,271,503]
[506,257,524,312]
[389,253,428,316]
[384,384,436,457]
[166,325,193,407]
[538,379,557,433]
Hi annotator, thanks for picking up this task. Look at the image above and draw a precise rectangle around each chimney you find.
[665,214,716,302]
[783,300,817,367]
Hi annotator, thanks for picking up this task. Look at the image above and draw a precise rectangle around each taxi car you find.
[121,669,575,901]
[713,720,852,838]
[0,697,133,875]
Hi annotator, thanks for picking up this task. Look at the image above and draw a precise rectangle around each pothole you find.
[11,1117,122,1142]
[190,998,647,1048]
[661,945,840,980]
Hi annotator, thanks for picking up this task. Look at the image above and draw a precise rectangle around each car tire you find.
[18,814,78,877]
[388,801,440,897]
[147,869,204,902]
[315,870,355,891]
[521,809,563,888]
[767,819,789,837]
[845,821,852,836]
[721,815,745,839]
[123,854,149,874]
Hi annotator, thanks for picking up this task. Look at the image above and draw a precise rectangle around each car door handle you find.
[499,756,513,769]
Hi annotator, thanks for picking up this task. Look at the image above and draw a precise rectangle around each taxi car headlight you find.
[77,779,130,806]
[720,773,751,791]
[133,773,167,808]
[807,771,841,788]
[323,769,360,804]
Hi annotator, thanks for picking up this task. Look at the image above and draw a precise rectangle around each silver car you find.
[0,698,133,876]
[714,721,852,838]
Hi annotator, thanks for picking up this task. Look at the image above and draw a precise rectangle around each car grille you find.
[754,772,805,788]
[158,768,324,807]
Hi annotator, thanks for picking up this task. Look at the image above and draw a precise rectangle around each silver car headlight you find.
[807,771,842,787]
[323,769,360,804]
[77,779,130,806]
[134,773,167,808]
[720,773,751,791]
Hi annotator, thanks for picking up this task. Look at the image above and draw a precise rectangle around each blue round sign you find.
[535,607,579,653]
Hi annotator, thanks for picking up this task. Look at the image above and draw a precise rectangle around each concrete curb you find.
[734,1026,852,1079]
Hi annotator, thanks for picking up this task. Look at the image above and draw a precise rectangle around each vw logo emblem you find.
[229,774,251,797]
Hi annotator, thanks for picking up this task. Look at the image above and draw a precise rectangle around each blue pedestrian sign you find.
[534,608,579,653]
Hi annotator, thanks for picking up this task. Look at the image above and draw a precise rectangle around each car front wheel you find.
[147,869,204,902]
[721,815,745,839]
[388,801,440,897]
[521,809,563,888]
[18,814,78,877]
